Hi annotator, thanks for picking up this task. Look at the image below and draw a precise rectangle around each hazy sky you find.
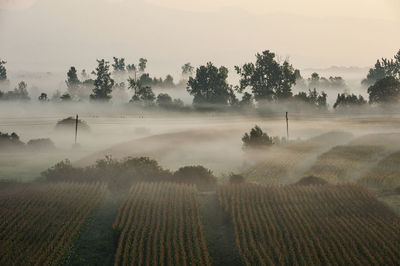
[0,0,399,76]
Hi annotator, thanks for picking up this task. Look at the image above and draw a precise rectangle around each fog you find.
[2,99,400,182]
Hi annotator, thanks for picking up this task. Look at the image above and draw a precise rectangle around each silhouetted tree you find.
[174,166,217,190]
[235,50,296,102]
[182,62,194,79]
[66,67,80,95]
[242,125,274,149]
[362,49,400,86]
[368,76,400,104]
[187,62,233,106]
[112,57,126,73]
[0,60,7,81]
[163,75,174,87]
[3,81,30,101]
[333,93,366,108]
[239,92,254,107]
[90,59,114,101]
[138,58,147,73]
[156,93,173,108]
[293,88,327,109]
[129,78,155,105]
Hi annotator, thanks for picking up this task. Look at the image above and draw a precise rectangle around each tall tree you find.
[138,58,148,73]
[66,66,80,95]
[368,76,400,104]
[112,57,126,73]
[0,60,7,81]
[362,49,400,86]
[187,62,233,106]
[235,50,296,102]
[90,59,114,101]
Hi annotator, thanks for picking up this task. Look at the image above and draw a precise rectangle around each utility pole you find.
[75,114,78,145]
[286,112,289,141]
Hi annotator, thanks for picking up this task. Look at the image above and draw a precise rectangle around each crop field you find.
[218,184,400,266]
[0,182,106,265]
[358,150,400,191]
[243,132,352,184]
[304,145,385,183]
[113,183,210,266]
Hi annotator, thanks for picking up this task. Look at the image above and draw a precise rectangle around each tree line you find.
[1,49,400,110]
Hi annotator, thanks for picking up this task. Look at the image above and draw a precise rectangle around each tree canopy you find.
[242,125,274,149]
[187,62,234,107]
[0,60,7,81]
[112,57,126,73]
[90,59,114,101]
[235,50,297,102]
[333,93,366,109]
[362,49,400,86]
[66,66,80,96]
[368,76,400,104]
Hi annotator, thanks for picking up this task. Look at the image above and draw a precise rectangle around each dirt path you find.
[198,192,243,266]
[63,191,121,266]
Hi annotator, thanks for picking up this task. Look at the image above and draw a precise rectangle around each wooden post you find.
[75,114,78,145]
[286,112,289,141]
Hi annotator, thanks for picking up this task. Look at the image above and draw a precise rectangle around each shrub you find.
[173,166,217,190]
[55,117,90,131]
[296,175,328,186]
[229,174,245,184]
[242,125,274,149]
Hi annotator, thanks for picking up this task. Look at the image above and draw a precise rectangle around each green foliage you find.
[333,93,366,109]
[174,165,217,190]
[90,59,114,101]
[43,156,218,191]
[66,66,80,95]
[235,50,296,101]
[187,62,234,107]
[362,49,400,86]
[0,60,7,81]
[242,125,274,149]
[368,76,400,104]
[112,57,126,72]
[293,88,327,109]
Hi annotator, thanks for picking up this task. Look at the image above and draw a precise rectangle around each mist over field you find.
[1,1,400,265]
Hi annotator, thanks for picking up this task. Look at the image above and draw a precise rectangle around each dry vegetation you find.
[218,183,400,266]
[113,183,210,266]
[358,150,400,192]
[304,133,400,184]
[0,182,106,265]
[243,132,352,184]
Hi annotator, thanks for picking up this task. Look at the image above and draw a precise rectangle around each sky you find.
[0,0,399,77]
